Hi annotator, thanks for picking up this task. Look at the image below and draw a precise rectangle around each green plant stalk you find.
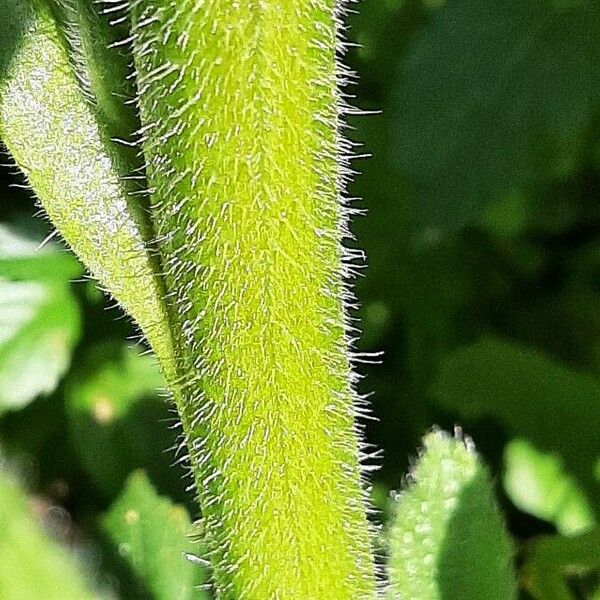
[0,0,175,375]
[131,0,376,597]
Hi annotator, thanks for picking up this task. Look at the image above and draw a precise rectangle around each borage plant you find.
[0,1,517,598]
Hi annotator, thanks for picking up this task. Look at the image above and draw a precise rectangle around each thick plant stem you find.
[131,0,376,598]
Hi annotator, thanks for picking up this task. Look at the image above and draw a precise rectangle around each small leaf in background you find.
[103,471,208,600]
[387,430,516,600]
[432,336,600,513]
[390,0,600,231]
[504,439,595,535]
[0,224,81,412]
[521,527,600,600]
[66,344,185,500]
[0,467,99,600]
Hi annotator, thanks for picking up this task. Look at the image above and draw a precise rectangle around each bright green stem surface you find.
[132,1,376,598]
[0,0,174,373]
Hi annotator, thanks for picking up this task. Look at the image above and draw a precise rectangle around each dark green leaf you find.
[65,344,185,500]
[102,471,208,600]
[521,527,600,600]
[432,336,600,512]
[391,0,600,231]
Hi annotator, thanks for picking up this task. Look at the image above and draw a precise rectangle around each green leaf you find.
[47,0,140,142]
[0,0,177,381]
[391,0,600,231]
[504,439,594,535]
[432,336,600,512]
[0,467,99,600]
[0,225,81,412]
[521,527,600,600]
[387,430,517,600]
[65,344,184,499]
[102,471,208,600]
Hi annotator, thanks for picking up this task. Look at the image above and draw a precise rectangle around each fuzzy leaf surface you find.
[387,430,517,600]
[0,0,175,374]
[131,0,377,597]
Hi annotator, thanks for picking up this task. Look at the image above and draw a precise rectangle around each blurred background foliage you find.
[0,0,599,598]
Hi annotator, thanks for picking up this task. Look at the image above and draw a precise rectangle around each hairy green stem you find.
[0,0,377,595]
[131,0,376,597]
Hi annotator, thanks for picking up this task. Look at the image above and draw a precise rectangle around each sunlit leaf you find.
[387,430,517,599]
[0,467,99,600]
[0,225,81,411]
[504,439,594,535]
